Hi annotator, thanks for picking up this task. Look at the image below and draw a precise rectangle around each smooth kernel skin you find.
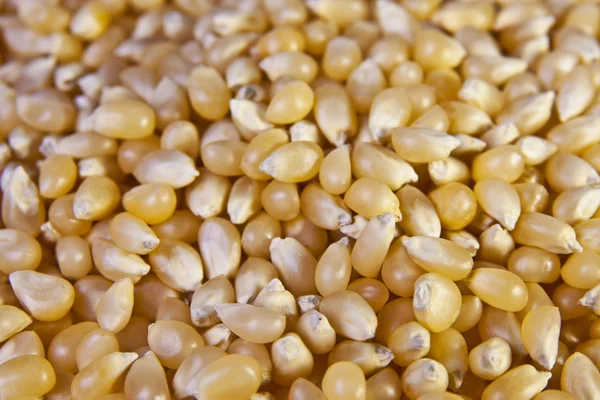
[124,352,171,400]
[351,214,395,278]
[241,129,289,181]
[0,355,56,399]
[320,290,377,341]
[414,29,466,70]
[508,246,561,284]
[198,217,241,280]
[73,176,120,221]
[522,306,561,370]
[147,320,204,369]
[149,239,204,293]
[92,100,155,139]
[0,305,33,343]
[428,183,478,231]
[512,212,583,254]
[467,268,528,312]
[289,377,328,400]
[322,361,366,400]
[75,328,119,370]
[320,145,352,195]
[109,212,159,255]
[402,236,473,282]
[215,303,286,344]
[427,328,468,391]
[190,354,262,400]
[344,177,402,221]
[561,250,600,289]
[0,229,42,275]
[381,239,426,298]
[48,322,100,374]
[9,270,74,322]
[187,66,231,121]
[482,365,551,400]
[38,154,77,199]
[391,127,461,164]
[269,237,318,297]
[0,331,44,365]
[133,149,199,189]
[234,258,279,305]
[266,81,314,124]
[95,278,134,333]
[259,141,324,183]
[71,352,139,400]
[122,183,177,225]
[172,346,227,399]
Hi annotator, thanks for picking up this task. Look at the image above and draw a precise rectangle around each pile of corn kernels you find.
[0,0,600,399]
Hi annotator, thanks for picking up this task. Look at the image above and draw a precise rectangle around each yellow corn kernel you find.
[229,99,274,141]
[0,355,56,399]
[402,236,473,281]
[0,305,33,343]
[467,268,528,312]
[452,295,483,333]
[391,127,460,163]
[0,229,42,275]
[190,275,235,328]
[91,99,155,140]
[561,352,600,398]
[472,145,525,183]
[322,361,366,400]
[70,352,137,400]
[496,89,555,136]
[428,328,468,391]
[413,273,462,332]
[512,212,583,254]
[343,177,402,221]
[75,328,119,371]
[401,358,449,400]
[353,142,418,191]
[322,36,363,81]
[546,152,600,193]
[388,321,430,367]
[315,238,351,297]
[216,303,285,344]
[260,141,323,183]
[318,145,352,195]
[351,214,395,278]
[320,290,377,341]
[414,29,466,70]
[73,176,120,221]
[469,337,512,380]
[314,82,357,146]
[198,217,241,280]
[227,177,265,225]
[522,306,561,370]
[95,278,133,333]
[428,183,478,231]
[2,166,45,237]
[259,51,318,83]
[241,128,289,181]
[9,270,74,322]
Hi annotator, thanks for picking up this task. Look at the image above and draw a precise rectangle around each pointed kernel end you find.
[143,237,160,251]
[568,239,584,253]
[258,157,275,177]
